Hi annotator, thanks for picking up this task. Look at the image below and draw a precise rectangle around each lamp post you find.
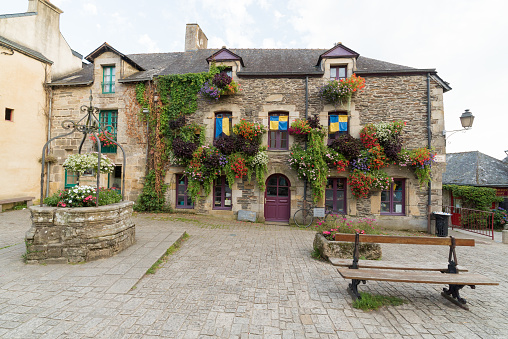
[443,109,475,139]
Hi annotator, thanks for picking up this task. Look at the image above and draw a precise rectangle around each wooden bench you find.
[0,196,34,212]
[333,233,499,310]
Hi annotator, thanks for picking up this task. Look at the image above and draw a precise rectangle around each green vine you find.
[443,184,502,210]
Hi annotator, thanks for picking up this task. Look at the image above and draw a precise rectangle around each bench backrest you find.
[333,233,475,247]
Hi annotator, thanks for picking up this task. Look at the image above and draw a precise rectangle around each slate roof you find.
[0,35,52,64]
[51,46,449,89]
[443,151,508,187]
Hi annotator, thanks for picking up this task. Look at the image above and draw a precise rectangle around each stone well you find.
[313,233,382,260]
[25,201,135,264]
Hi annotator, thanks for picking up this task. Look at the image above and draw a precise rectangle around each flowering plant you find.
[319,74,365,105]
[359,124,379,149]
[43,186,121,207]
[289,130,328,202]
[232,120,266,142]
[200,73,240,100]
[229,154,248,179]
[89,130,116,147]
[492,207,508,229]
[63,153,114,174]
[249,149,269,190]
[324,148,349,172]
[348,169,375,198]
[289,118,312,136]
[199,81,221,100]
[398,148,435,186]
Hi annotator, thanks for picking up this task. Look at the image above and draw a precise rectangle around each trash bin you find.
[433,212,452,237]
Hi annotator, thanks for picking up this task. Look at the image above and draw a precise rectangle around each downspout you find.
[45,87,53,198]
[427,73,432,233]
[304,76,309,203]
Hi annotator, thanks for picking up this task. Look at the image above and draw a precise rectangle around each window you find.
[176,174,193,209]
[108,165,122,192]
[330,66,347,80]
[328,112,348,141]
[4,108,13,121]
[99,110,118,153]
[102,66,115,93]
[213,176,232,210]
[326,178,347,213]
[214,112,232,139]
[269,112,289,150]
[381,179,405,215]
[65,170,78,189]
[222,67,233,77]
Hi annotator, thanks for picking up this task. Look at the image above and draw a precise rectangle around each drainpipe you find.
[304,76,309,203]
[427,73,432,233]
[45,87,53,198]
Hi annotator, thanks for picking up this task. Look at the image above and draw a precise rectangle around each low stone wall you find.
[25,201,135,264]
[313,233,382,260]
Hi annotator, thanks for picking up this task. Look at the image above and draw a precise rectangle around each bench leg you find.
[441,284,471,310]
[348,279,365,300]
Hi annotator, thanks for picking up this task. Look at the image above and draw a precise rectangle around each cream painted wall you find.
[0,0,82,79]
[0,50,48,200]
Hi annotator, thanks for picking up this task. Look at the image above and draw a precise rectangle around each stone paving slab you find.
[0,210,507,338]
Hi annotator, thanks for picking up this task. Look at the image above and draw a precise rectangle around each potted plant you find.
[319,73,365,105]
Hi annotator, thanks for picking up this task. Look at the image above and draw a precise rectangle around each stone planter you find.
[313,233,382,260]
[25,201,135,264]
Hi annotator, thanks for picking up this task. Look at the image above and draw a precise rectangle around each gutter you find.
[427,73,432,233]
[304,76,309,202]
[49,81,93,87]
[46,87,52,198]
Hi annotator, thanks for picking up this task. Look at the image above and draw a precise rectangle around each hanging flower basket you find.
[199,73,241,100]
[319,74,365,105]
[63,152,115,174]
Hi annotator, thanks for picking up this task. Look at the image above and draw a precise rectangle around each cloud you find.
[83,2,97,15]
[262,38,284,48]
[273,10,283,20]
[138,34,160,53]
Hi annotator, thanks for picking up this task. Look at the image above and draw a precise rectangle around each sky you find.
[2,0,507,160]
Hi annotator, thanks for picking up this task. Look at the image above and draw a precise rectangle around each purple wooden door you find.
[264,174,291,222]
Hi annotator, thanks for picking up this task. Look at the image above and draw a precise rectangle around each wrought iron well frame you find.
[39,91,126,207]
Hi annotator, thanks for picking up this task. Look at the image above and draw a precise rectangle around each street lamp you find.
[443,109,475,139]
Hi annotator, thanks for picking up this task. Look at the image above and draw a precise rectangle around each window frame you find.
[325,178,347,213]
[328,111,349,142]
[102,66,116,94]
[65,170,78,189]
[213,176,232,210]
[98,110,118,153]
[330,65,347,81]
[214,112,233,140]
[176,174,194,209]
[268,112,289,150]
[380,179,406,216]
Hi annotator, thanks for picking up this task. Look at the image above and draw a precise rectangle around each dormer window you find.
[222,67,233,77]
[102,66,115,93]
[330,66,347,80]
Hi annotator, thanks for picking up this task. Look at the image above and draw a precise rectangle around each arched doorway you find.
[264,174,291,222]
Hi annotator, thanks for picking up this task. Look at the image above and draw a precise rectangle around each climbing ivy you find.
[443,184,502,210]
[133,64,233,211]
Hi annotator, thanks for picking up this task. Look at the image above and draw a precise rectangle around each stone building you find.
[47,24,450,230]
[0,0,82,201]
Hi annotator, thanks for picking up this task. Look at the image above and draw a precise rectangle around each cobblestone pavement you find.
[0,210,507,338]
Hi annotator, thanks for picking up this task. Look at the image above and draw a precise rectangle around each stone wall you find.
[25,201,135,264]
[49,68,447,229]
[49,52,147,201]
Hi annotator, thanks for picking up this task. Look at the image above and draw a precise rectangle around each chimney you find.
[185,23,208,52]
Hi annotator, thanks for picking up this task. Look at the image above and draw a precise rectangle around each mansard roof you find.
[52,44,450,91]
[443,151,508,187]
